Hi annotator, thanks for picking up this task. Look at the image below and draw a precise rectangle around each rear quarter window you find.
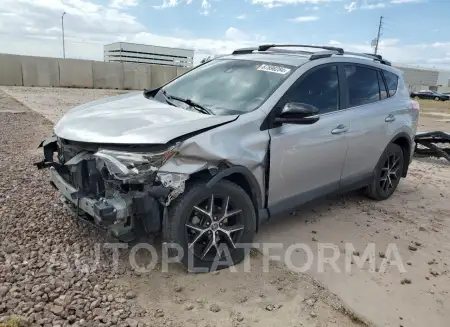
[383,71,399,97]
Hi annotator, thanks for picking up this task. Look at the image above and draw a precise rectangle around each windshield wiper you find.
[162,91,214,115]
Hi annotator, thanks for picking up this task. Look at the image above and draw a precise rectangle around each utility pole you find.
[374,16,383,55]
[62,12,66,58]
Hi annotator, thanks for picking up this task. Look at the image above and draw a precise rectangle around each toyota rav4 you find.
[35,44,419,271]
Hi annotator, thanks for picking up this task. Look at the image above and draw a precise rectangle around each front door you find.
[267,64,349,215]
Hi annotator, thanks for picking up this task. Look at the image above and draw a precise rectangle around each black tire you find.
[164,179,256,272]
[366,143,404,201]
[434,96,440,101]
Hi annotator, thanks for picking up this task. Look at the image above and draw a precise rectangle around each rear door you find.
[267,64,349,213]
[339,64,392,187]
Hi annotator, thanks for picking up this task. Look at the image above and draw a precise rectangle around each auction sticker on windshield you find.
[257,64,291,75]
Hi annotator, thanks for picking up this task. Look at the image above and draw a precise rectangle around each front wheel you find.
[164,180,256,272]
[434,96,440,101]
[366,143,404,201]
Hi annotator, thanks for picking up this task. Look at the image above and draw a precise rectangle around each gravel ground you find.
[0,90,148,326]
[0,88,364,327]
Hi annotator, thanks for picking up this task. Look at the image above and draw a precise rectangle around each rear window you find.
[383,71,399,97]
[344,65,380,107]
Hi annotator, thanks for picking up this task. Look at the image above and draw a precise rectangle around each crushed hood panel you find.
[54,92,238,144]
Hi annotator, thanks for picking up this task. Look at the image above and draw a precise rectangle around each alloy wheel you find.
[379,152,401,195]
[185,194,244,261]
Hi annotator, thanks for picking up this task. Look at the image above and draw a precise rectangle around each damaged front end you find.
[34,136,189,241]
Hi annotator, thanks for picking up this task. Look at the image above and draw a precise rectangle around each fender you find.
[206,166,263,209]
[390,131,413,177]
[205,165,268,227]
[391,131,413,146]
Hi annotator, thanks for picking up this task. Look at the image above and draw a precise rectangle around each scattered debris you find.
[305,298,317,306]
[184,304,194,311]
[209,304,221,313]
[430,270,440,277]
[401,278,412,285]
[154,309,164,318]
[265,304,275,312]
[125,291,137,299]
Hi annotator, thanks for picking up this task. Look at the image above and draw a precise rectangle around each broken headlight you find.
[94,146,178,181]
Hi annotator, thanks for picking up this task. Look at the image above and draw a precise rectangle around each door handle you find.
[385,114,396,122]
[331,124,348,135]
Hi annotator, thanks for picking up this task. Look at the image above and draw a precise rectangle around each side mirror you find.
[274,103,320,125]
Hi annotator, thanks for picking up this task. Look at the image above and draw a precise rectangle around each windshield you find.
[159,59,294,115]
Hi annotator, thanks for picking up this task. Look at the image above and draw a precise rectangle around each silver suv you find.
[36,44,419,271]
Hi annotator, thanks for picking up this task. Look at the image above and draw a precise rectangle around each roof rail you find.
[309,50,339,60]
[344,52,392,66]
[231,44,392,66]
[231,47,258,55]
[257,44,344,54]
[364,53,382,60]
[264,48,315,55]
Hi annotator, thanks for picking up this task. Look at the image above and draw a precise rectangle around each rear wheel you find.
[366,143,404,201]
[434,96,440,101]
[165,180,256,272]
[414,96,420,100]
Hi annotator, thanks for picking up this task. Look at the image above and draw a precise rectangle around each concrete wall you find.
[123,63,151,90]
[151,65,177,88]
[0,54,187,90]
[59,58,94,88]
[93,61,123,89]
[176,67,190,76]
[0,54,23,86]
[21,56,59,87]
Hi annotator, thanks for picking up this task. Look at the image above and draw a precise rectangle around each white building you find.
[437,70,450,93]
[104,42,194,68]
[393,63,450,93]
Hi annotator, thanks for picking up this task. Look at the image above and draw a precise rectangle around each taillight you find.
[411,100,420,111]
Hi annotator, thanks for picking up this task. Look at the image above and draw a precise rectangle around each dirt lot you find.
[0,86,449,327]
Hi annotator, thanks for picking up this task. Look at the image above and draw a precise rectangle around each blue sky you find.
[1,0,449,68]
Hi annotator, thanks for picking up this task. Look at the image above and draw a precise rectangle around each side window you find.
[283,65,339,114]
[344,65,380,107]
[383,71,399,96]
[378,71,388,100]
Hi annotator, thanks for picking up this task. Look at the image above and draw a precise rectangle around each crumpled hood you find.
[54,92,238,144]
